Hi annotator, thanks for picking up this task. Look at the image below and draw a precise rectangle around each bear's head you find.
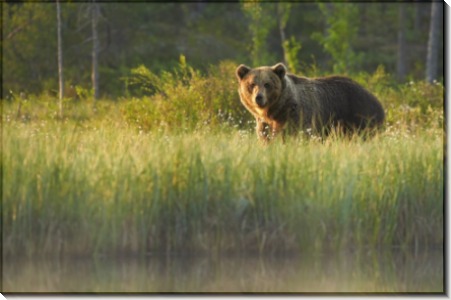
[236,63,286,110]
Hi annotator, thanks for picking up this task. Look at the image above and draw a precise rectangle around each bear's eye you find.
[248,83,256,92]
[264,83,271,89]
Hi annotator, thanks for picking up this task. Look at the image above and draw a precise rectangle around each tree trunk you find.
[396,4,407,82]
[91,1,99,100]
[278,19,288,67]
[425,2,442,83]
[56,0,64,117]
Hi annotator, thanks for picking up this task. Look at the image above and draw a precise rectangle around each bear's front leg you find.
[256,118,270,143]
[270,122,286,142]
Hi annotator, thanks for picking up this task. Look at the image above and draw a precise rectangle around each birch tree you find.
[56,0,64,117]
[275,3,301,75]
[277,3,290,66]
[91,0,100,100]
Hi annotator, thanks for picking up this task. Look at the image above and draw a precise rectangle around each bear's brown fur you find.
[236,63,385,142]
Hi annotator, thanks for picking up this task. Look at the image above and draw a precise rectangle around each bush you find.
[121,60,443,134]
[3,60,443,135]
[121,57,253,132]
[383,80,443,130]
[354,66,444,130]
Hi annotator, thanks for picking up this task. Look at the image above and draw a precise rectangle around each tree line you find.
[3,1,443,100]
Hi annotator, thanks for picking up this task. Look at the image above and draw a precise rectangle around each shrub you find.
[122,60,443,134]
[354,66,444,130]
[121,57,253,132]
[3,60,443,135]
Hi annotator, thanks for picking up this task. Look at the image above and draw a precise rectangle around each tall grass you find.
[3,117,443,257]
[3,61,444,257]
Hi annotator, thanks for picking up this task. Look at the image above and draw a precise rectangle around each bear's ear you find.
[272,63,286,80]
[236,64,251,81]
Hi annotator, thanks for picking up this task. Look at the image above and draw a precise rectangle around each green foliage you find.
[123,65,165,97]
[121,58,252,132]
[283,36,302,74]
[347,65,443,131]
[277,3,302,73]
[74,85,94,100]
[3,61,443,135]
[241,1,276,66]
[120,62,444,134]
[3,3,443,98]
[385,80,444,130]
[312,3,363,74]
[3,3,58,94]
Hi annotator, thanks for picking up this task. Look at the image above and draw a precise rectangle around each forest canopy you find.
[2,2,444,99]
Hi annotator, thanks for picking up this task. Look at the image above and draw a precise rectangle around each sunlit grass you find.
[3,115,443,257]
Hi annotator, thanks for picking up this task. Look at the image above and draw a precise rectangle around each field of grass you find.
[2,63,445,258]
[3,102,443,257]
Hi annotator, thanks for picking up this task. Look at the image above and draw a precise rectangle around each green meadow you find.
[3,105,443,258]
[3,3,445,293]
[3,64,444,258]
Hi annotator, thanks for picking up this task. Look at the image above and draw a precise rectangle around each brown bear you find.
[236,63,385,142]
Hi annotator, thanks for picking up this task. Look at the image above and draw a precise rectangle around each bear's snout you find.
[255,93,266,107]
